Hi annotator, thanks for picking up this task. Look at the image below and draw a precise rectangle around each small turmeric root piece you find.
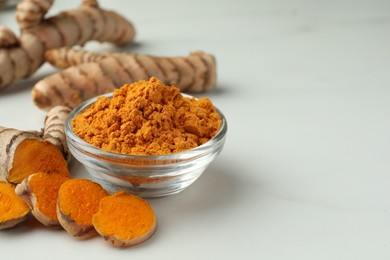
[57,178,108,240]
[15,172,69,226]
[43,105,72,162]
[0,181,30,230]
[0,126,70,184]
[92,191,157,247]
[32,47,217,110]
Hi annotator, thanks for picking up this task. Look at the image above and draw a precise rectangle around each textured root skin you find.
[0,126,70,184]
[0,0,135,90]
[43,105,72,163]
[57,207,98,240]
[33,48,217,110]
[44,46,113,69]
[0,214,29,230]
[16,0,54,30]
[15,172,69,227]
[0,181,30,230]
[0,27,19,47]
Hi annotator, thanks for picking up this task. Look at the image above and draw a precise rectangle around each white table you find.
[1,0,389,259]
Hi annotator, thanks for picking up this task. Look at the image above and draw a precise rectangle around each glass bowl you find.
[65,93,227,198]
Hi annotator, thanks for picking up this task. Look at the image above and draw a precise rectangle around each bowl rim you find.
[65,92,228,161]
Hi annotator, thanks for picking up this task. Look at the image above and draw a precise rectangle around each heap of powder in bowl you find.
[71,77,222,156]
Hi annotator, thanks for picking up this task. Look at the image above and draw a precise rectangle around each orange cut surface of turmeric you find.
[0,181,30,226]
[92,191,156,242]
[58,179,108,226]
[8,139,70,184]
[28,172,69,222]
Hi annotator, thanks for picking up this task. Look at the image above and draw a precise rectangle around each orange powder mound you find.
[72,77,221,155]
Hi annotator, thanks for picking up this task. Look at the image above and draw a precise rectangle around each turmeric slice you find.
[57,179,108,240]
[0,126,70,184]
[15,172,70,226]
[0,181,30,230]
[92,191,157,247]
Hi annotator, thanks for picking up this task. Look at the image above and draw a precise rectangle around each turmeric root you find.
[15,172,69,226]
[0,181,30,230]
[32,47,217,110]
[0,126,70,184]
[57,178,108,239]
[0,0,135,89]
[92,191,157,247]
[44,46,114,69]
[43,105,72,162]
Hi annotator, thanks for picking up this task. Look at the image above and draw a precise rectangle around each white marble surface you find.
[1,0,390,259]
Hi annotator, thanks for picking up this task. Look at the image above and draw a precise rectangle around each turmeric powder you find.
[0,181,30,230]
[15,172,70,226]
[57,178,108,239]
[92,191,157,247]
[71,77,221,156]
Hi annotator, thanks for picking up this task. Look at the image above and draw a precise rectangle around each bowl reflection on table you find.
[65,93,228,198]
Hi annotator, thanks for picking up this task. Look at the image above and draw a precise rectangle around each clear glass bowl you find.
[65,93,227,198]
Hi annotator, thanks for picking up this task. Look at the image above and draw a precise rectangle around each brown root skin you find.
[43,105,72,163]
[34,48,217,111]
[92,191,157,248]
[0,215,29,230]
[0,0,135,90]
[56,207,98,240]
[0,181,30,230]
[15,172,69,227]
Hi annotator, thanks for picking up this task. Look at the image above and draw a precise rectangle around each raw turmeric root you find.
[43,105,72,162]
[0,126,70,184]
[0,181,30,230]
[32,47,217,110]
[0,0,135,89]
[15,172,69,226]
[92,191,157,247]
[57,178,108,239]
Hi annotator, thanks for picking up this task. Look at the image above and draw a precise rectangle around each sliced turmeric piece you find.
[92,191,157,247]
[0,181,30,230]
[57,178,108,240]
[0,126,70,184]
[15,172,70,226]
